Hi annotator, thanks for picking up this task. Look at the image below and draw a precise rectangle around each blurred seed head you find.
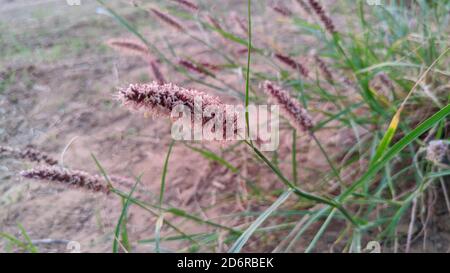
[314,56,334,82]
[378,72,395,91]
[20,166,110,193]
[275,53,309,78]
[198,61,222,71]
[172,0,198,11]
[207,15,222,30]
[105,38,149,56]
[1,145,58,166]
[296,0,312,13]
[178,59,215,77]
[150,8,185,31]
[231,12,248,33]
[270,3,293,17]
[307,0,337,34]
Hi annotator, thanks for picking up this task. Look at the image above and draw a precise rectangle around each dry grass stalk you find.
[0,145,58,165]
[263,81,314,132]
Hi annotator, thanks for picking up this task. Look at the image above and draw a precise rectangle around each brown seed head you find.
[207,15,222,30]
[172,0,198,11]
[106,38,149,56]
[307,0,337,34]
[117,82,221,117]
[178,59,214,77]
[270,3,293,17]
[1,145,57,165]
[263,81,314,132]
[20,166,110,193]
[296,0,312,13]
[275,53,309,78]
[314,56,334,82]
[118,82,241,140]
[150,8,184,31]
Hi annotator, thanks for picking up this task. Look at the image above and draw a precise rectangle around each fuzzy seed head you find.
[150,8,184,31]
[296,0,312,13]
[117,82,222,118]
[106,38,149,56]
[20,166,110,193]
[270,3,293,17]
[1,145,58,165]
[118,82,241,140]
[275,53,309,78]
[315,56,334,82]
[263,81,314,132]
[178,59,214,77]
[207,15,222,30]
[172,0,198,11]
[307,0,337,34]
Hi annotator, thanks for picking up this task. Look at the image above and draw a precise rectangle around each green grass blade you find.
[159,141,175,206]
[244,0,252,140]
[228,189,293,253]
[113,177,140,253]
[17,223,38,253]
[305,209,337,253]
[247,141,360,226]
[340,104,450,202]
[371,111,400,163]
[155,140,175,252]
[184,143,238,173]
[426,170,450,179]
[292,130,298,185]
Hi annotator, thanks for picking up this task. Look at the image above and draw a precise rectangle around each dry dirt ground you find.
[1,0,449,253]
